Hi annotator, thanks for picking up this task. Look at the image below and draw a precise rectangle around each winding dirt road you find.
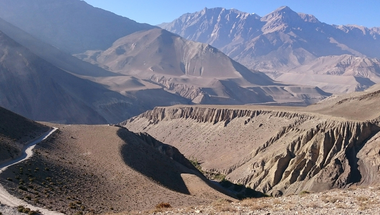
[0,127,63,215]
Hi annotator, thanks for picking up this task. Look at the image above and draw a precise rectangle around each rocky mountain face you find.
[0,106,48,164]
[0,0,154,54]
[160,6,380,93]
[77,28,330,106]
[123,85,380,196]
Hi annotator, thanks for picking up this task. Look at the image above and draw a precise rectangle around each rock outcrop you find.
[123,105,380,195]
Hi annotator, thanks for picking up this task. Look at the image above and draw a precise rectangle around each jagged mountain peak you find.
[261,6,298,20]
[261,6,311,33]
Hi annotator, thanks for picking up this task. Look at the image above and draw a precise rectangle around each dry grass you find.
[155,203,172,209]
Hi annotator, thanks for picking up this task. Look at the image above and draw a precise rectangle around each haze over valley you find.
[0,0,380,214]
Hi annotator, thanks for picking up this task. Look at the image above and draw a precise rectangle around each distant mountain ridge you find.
[160,6,380,93]
[161,6,380,65]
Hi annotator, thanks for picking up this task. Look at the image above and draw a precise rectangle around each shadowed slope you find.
[0,30,143,124]
[0,106,48,164]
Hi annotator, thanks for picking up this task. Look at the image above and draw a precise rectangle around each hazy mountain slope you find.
[0,106,48,164]
[276,55,380,93]
[124,85,380,196]
[0,30,141,124]
[0,124,233,214]
[0,0,154,54]
[77,28,330,105]
[0,17,117,77]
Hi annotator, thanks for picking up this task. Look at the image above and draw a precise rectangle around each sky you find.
[84,0,380,28]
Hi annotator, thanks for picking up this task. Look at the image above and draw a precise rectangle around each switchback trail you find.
[0,127,63,215]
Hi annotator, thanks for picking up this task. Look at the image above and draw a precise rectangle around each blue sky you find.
[84,0,380,27]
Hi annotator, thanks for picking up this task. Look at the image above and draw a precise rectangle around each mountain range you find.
[0,1,377,117]
[161,6,380,93]
[0,1,334,124]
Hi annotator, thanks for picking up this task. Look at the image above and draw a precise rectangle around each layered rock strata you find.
[124,106,380,195]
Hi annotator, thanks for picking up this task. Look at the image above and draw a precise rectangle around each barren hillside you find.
[123,85,380,196]
[77,28,330,106]
[0,124,233,214]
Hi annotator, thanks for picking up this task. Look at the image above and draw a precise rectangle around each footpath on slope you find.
[0,127,63,215]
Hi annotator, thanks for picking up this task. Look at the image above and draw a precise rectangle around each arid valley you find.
[1,0,380,214]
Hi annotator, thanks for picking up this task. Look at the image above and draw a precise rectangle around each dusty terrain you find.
[124,84,380,197]
[0,124,233,214]
[121,186,380,214]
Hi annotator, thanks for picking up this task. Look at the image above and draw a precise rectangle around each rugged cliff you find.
[123,106,380,196]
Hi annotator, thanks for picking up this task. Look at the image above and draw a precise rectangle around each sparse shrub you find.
[22,207,31,213]
[69,202,77,209]
[300,190,310,195]
[357,196,369,202]
[213,173,226,181]
[188,157,203,172]
[18,185,28,191]
[155,202,172,209]
[17,205,25,212]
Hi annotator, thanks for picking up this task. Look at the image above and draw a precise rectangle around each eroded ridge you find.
[124,106,380,196]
